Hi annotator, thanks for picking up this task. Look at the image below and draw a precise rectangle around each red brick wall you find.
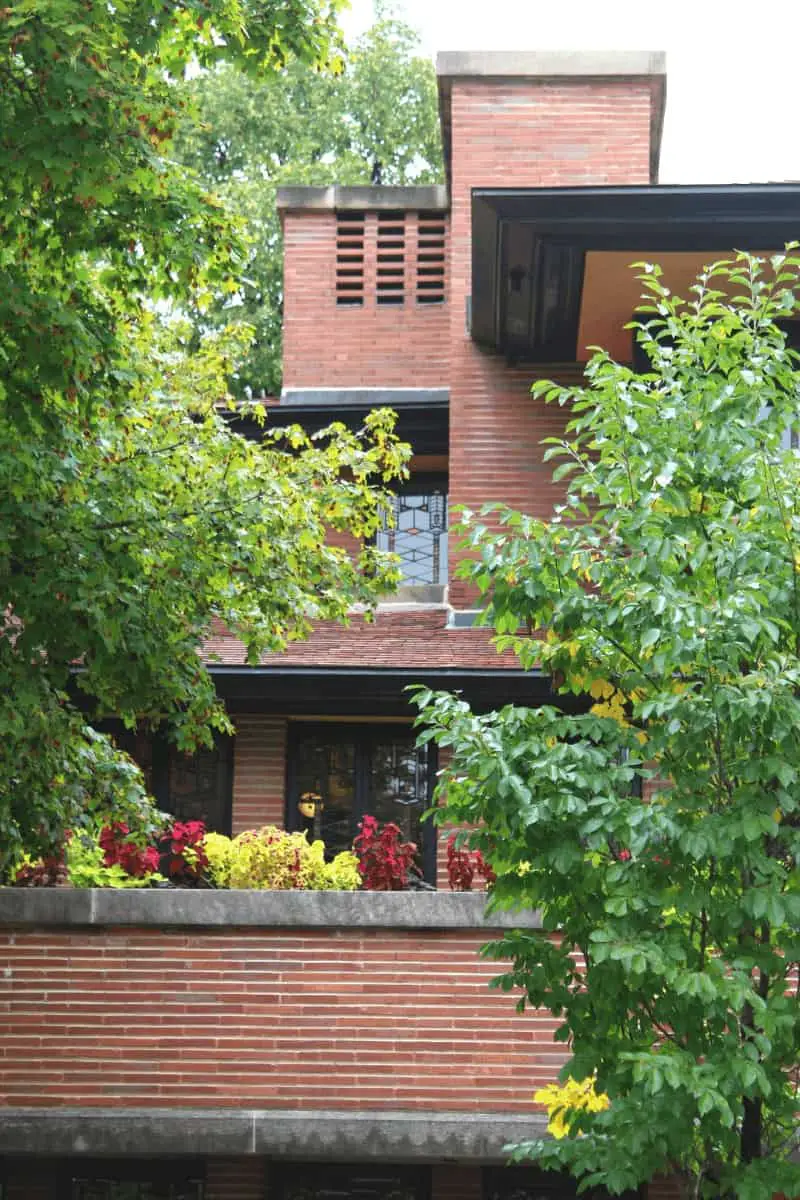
[282,210,449,390]
[445,79,658,607]
[231,715,287,834]
[0,926,562,1112]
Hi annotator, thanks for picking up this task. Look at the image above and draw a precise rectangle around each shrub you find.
[353,815,418,891]
[445,833,496,891]
[203,826,361,890]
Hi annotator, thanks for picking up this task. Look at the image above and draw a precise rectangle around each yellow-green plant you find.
[202,826,361,890]
[203,832,233,887]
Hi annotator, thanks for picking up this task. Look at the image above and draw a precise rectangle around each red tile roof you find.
[203,608,522,671]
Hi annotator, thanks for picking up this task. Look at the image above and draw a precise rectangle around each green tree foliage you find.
[0,0,409,873]
[416,255,800,1199]
[174,2,443,396]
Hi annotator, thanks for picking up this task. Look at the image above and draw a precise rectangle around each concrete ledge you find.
[0,1107,547,1161]
[436,50,666,79]
[0,888,541,931]
[277,185,449,213]
[279,387,449,409]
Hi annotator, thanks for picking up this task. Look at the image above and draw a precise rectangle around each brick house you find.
[2,48,800,1200]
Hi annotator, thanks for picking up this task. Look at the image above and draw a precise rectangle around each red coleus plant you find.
[99,821,160,878]
[445,833,496,892]
[353,815,418,891]
[158,819,208,883]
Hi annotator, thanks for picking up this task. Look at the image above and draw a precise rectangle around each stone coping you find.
[0,887,541,931]
[279,386,450,408]
[0,1107,547,1161]
[276,185,449,213]
[435,50,666,79]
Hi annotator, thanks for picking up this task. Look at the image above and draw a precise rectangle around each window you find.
[62,1160,204,1200]
[276,1164,430,1200]
[377,477,448,587]
[484,1168,639,1200]
[287,724,437,882]
[109,727,233,834]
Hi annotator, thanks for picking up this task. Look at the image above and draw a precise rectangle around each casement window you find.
[287,723,437,883]
[275,1164,430,1200]
[61,1159,204,1200]
[376,475,448,588]
[108,726,233,835]
[484,1167,640,1200]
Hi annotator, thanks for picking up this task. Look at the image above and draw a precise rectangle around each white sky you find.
[342,0,800,184]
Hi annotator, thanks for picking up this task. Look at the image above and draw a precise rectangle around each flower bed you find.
[9,817,493,893]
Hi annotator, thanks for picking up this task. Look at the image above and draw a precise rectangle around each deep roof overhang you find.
[232,391,449,457]
[208,664,580,717]
[471,183,800,361]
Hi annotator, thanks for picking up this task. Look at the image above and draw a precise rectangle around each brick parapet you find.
[0,913,555,1115]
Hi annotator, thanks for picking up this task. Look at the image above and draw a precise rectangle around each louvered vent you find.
[376,211,406,305]
[416,214,446,304]
[336,212,365,306]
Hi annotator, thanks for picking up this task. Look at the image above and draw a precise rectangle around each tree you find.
[415,254,800,1199]
[173,2,443,396]
[0,0,409,873]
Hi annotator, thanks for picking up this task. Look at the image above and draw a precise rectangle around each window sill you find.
[0,887,540,931]
[378,584,447,607]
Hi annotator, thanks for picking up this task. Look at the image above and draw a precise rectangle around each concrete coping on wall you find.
[0,1106,549,1161]
[276,184,450,213]
[0,888,542,931]
[279,387,450,408]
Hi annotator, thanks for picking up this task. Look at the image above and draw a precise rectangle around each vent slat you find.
[336,213,364,306]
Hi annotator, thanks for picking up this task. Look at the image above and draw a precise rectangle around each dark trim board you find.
[0,1108,547,1162]
[212,666,581,716]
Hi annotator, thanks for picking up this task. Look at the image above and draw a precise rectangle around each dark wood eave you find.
[472,182,800,362]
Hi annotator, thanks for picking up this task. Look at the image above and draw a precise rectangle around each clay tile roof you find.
[203,609,523,671]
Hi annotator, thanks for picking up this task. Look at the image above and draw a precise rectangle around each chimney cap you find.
[435,50,666,79]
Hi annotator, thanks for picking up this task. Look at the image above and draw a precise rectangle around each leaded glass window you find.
[484,1168,639,1200]
[70,1184,203,1200]
[65,1162,204,1200]
[276,1164,429,1200]
[377,485,447,586]
[288,724,436,882]
[109,728,233,834]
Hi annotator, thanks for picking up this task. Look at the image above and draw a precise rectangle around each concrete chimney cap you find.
[435,50,666,79]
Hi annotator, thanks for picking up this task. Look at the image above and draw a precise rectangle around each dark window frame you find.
[58,1158,205,1200]
[483,1167,642,1200]
[99,723,235,836]
[286,721,438,884]
[273,1162,431,1200]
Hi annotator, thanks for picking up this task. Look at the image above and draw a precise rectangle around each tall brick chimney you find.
[437,51,667,608]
